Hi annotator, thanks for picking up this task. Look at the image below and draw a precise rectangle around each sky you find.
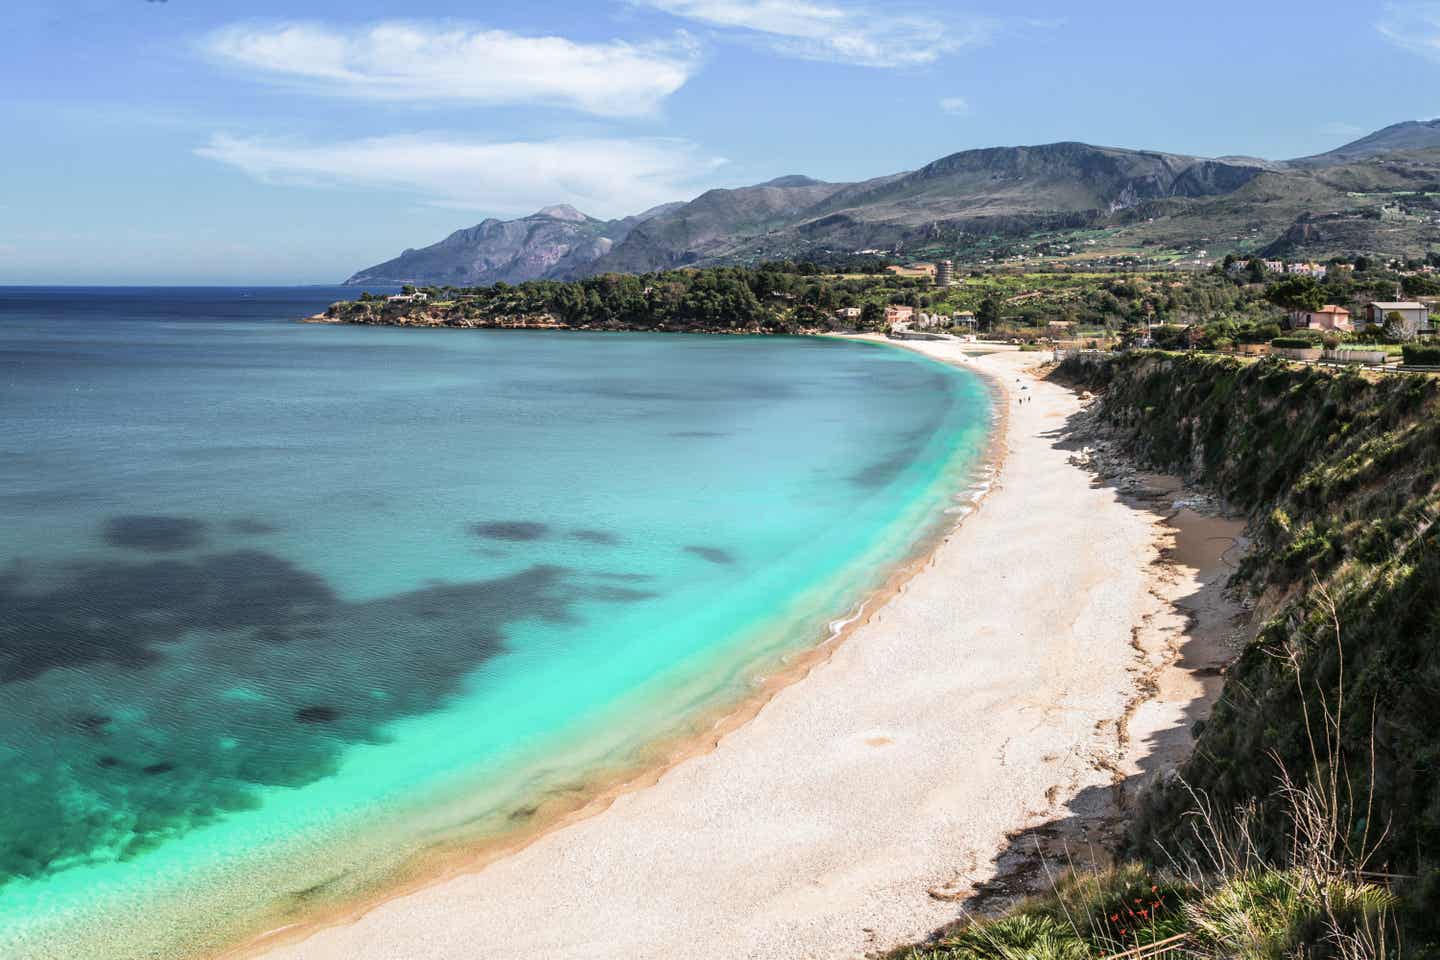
[3,1,1440,284]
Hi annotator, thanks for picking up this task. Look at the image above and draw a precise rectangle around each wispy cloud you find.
[634,0,993,67]
[939,96,971,116]
[200,21,700,117]
[196,133,725,218]
[1378,3,1440,59]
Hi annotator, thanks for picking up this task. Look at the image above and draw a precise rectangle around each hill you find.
[345,122,1440,285]
[1289,118,1440,167]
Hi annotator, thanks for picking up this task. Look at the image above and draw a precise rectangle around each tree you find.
[1247,259,1267,284]
[1265,275,1325,313]
[1401,274,1440,298]
[860,302,885,329]
[1384,310,1412,342]
[977,294,1002,331]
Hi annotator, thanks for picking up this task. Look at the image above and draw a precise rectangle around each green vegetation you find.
[1058,353,1440,955]
[332,258,1439,350]
[895,866,1394,960]
[1402,343,1440,365]
[335,262,943,334]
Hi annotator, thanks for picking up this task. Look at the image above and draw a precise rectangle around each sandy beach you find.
[250,341,1243,960]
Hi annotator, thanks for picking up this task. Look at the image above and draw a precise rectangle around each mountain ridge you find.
[346,120,1440,285]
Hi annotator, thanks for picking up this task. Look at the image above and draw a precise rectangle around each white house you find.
[1366,301,1431,339]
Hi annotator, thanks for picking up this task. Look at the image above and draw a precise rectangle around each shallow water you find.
[0,287,991,958]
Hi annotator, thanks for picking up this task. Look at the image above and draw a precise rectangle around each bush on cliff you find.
[1056,351,1440,953]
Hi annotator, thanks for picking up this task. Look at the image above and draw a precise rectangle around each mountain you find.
[344,204,680,287]
[577,142,1273,275]
[1289,119,1440,167]
[345,121,1440,285]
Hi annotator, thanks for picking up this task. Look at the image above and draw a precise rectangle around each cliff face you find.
[1059,352,1440,942]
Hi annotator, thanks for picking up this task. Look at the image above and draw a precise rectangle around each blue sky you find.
[4,0,1440,284]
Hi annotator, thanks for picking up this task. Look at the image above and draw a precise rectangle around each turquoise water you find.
[0,287,992,959]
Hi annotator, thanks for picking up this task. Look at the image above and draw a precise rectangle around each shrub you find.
[1401,342,1440,366]
[1270,337,1318,350]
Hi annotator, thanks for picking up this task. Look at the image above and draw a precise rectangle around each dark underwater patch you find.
[0,554,625,889]
[103,515,207,552]
[682,545,736,565]
[0,550,331,683]
[471,521,550,542]
[295,705,339,724]
[668,430,729,439]
[847,446,919,490]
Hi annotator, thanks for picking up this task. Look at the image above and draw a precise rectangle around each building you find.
[835,307,863,324]
[1366,301,1432,339]
[934,260,955,288]
[884,305,915,326]
[1286,262,1328,279]
[952,311,977,327]
[1289,305,1352,332]
[386,292,429,303]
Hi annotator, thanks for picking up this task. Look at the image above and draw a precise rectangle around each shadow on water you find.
[102,515,208,552]
[912,404,1247,932]
[471,521,551,542]
[0,517,655,887]
[682,545,736,565]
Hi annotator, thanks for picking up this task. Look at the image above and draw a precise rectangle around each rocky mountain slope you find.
[346,121,1440,285]
[344,203,682,286]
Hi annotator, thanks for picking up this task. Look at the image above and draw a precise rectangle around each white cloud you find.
[939,96,971,116]
[1378,3,1440,59]
[201,21,700,117]
[196,133,726,218]
[635,0,992,67]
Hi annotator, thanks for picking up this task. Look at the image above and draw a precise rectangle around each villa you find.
[1289,305,1352,332]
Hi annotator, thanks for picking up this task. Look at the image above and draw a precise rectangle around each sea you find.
[0,286,993,959]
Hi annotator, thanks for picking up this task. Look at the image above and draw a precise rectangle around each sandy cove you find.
[252,341,1244,960]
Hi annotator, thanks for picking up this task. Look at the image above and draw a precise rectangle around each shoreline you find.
[244,342,1239,960]
[205,342,1007,960]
